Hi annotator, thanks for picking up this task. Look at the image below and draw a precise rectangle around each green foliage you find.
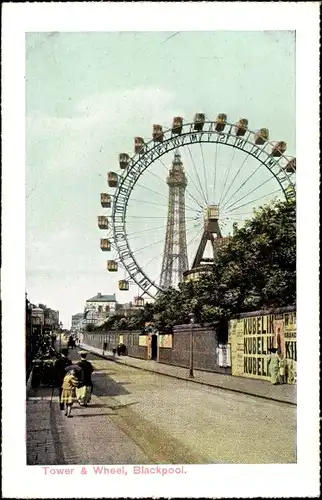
[141,197,296,328]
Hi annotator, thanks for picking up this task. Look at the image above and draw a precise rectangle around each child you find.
[61,369,78,417]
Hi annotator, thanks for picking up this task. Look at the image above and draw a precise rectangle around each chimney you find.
[97,293,102,298]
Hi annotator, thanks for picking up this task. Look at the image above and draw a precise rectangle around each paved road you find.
[28,349,297,464]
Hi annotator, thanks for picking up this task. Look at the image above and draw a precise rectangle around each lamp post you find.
[188,312,195,378]
[59,322,63,353]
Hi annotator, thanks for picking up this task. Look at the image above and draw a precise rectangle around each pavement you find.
[27,349,297,465]
[79,343,297,406]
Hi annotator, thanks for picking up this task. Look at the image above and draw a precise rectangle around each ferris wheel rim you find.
[110,120,296,299]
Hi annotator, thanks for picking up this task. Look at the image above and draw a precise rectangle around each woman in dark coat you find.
[76,352,94,406]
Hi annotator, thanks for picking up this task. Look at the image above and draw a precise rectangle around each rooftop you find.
[72,312,84,319]
[86,293,117,303]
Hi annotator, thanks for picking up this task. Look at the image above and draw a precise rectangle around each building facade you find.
[84,293,117,326]
[71,312,84,332]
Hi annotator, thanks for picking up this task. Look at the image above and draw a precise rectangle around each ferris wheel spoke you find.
[125,224,168,240]
[109,117,295,298]
[129,198,170,209]
[154,157,205,211]
[221,161,265,211]
[126,223,167,237]
[133,177,200,214]
[135,223,198,276]
[175,150,208,209]
[178,148,209,207]
[185,144,208,206]
[223,211,254,216]
[150,225,203,287]
[212,141,219,204]
[222,216,251,222]
[223,176,276,214]
[133,182,170,201]
[219,149,254,209]
[218,146,237,206]
[199,143,209,204]
[126,215,198,221]
[223,188,282,214]
[129,223,196,259]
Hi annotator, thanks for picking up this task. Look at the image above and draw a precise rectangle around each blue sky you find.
[26,31,295,326]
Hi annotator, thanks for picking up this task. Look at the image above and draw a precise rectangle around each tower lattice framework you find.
[160,152,189,289]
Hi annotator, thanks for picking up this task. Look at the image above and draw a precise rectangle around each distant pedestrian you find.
[68,335,76,349]
[54,348,71,410]
[60,369,79,417]
[268,347,280,385]
[76,352,94,406]
[117,343,126,356]
[112,347,116,357]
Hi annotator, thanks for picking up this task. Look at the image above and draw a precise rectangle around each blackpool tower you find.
[160,152,189,289]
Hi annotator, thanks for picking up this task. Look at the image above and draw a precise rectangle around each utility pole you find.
[188,312,195,378]
[59,322,63,353]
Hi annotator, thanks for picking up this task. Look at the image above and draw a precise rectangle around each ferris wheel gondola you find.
[98,112,296,299]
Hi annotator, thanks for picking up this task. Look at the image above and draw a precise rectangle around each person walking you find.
[76,352,94,406]
[268,347,280,385]
[60,368,79,417]
[68,335,75,349]
[54,348,71,410]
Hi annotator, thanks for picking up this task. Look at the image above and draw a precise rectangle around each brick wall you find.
[83,331,147,360]
[159,325,231,374]
[121,332,147,360]
[83,326,230,373]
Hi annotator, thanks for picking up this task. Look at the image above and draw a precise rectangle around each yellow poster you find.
[138,335,148,347]
[228,312,296,384]
[283,312,297,384]
[159,334,173,348]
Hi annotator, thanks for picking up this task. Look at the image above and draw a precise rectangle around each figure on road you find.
[117,343,126,356]
[54,348,71,410]
[76,352,94,406]
[68,335,76,349]
[268,347,280,385]
[61,369,79,417]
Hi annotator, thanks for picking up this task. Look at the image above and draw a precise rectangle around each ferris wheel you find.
[98,113,296,303]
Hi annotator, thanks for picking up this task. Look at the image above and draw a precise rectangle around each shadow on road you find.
[92,372,131,397]
[94,369,117,375]
[75,413,116,418]
[108,402,138,410]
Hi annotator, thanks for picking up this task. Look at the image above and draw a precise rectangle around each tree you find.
[212,197,296,311]
[149,197,296,326]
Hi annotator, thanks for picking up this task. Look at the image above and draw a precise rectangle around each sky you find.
[26,31,296,327]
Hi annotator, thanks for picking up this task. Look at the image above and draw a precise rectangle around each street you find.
[27,350,296,465]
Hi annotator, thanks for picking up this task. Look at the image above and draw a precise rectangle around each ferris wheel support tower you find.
[191,205,222,269]
[160,152,189,289]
